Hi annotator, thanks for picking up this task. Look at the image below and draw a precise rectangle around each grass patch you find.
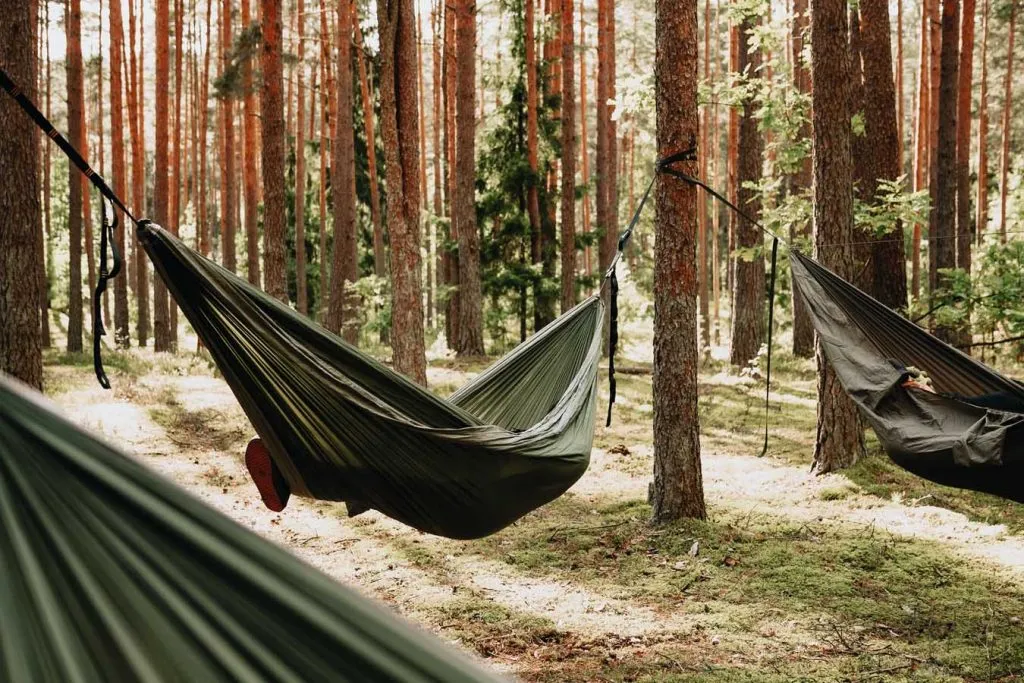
[459,497,1024,681]
[847,450,1024,534]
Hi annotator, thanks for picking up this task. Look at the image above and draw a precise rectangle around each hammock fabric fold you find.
[790,251,1024,501]
[138,222,603,540]
[0,375,502,682]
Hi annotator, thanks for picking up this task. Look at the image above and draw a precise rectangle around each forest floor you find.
[43,318,1024,682]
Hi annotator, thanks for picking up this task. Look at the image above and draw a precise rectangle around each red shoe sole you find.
[245,438,290,512]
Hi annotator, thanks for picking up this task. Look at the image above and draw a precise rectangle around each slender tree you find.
[728,12,764,368]
[860,0,907,311]
[295,0,308,314]
[579,10,592,276]
[354,16,385,278]
[153,0,171,352]
[999,1,1016,242]
[443,0,460,349]
[926,0,941,293]
[896,0,904,174]
[977,0,991,245]
[811,0,861,473]
[328,0,359,342]
[41,0,53,349]
[242,0,261,286]
[955,0,976,312]
[220,0,237,272]
[560,0,577,313]
[169,0,185,348]
[455,0,484,354]
[526,0,542,277]
[651,0,705,523]
[128,0,149,345]
[596,0,610,326]
[378,0,428,382]
[0,0,43,388]
[110,0,130,347]
[790,0,813,357]
[911,0,929,298]
[931,0,959,343]
[66,0,86,354]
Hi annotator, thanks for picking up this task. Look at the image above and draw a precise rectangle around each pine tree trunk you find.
[169,0,184,349]
[328,0,359,342]
[976,0,990,246]
[242,0,261,287]
[604,0,617,277]
[911,0,929,299]
[895,0,904,175]
[455,0,484,354]
[110,0,130,347]
[811,0,861,473]
[728,14,764,368]
[651,0,705,523]
[354,18,385,279]
[128,0,149,346]
[378,0,428,383]
[999,2,1015,242]
[443,0,460,350]
[66,0,85,354]
[955,0,976,345]
[153,0,171,352]
[790,0,814,358]
[711,0,721,345]
[199,0,213,259]
[80,103,96,338]
[526,0,542,274]
[262,0,288,303]
[697,0,710,349]
[220,0,236,272]
[580,8,592,277]
[560,0,577,313]
[294,0,308,314]
[41,1,52,349]
[726,23,739,308]
[860,0,908,312]
[432,0,444,326]
[596,0,612,347]
[0,0,43,388]
[931,0,959,342]
[926,0,941,295]
[318,0,332,318]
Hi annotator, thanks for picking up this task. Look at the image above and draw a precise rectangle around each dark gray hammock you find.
[139,222,603,540]
[0,375,501,682]
[791,251,1024,502]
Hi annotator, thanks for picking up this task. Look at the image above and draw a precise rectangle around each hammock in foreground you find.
[139,222,604,540]
[0,375,501,682]
[791,251,1024,502]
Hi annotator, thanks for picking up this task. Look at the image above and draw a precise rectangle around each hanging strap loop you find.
[1,66,136,390]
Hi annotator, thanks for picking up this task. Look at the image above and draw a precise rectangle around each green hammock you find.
[0,375,502,682]
[139,222,604,540]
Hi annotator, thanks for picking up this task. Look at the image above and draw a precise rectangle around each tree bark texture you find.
[560,0,577,314]
[790,0,814,358]
[931,0,959,343]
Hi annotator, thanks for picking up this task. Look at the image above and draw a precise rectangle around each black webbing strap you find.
[1,66,134,389]
[760,237,779,456]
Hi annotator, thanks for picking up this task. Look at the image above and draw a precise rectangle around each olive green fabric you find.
[0,375,503,682]
[791,252,1024,502]
[137,222,603,539]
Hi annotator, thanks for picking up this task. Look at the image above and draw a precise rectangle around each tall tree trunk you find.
[697,0,710,349]
[728,14,764,368]
[790,0,814,357]
[604,0,617,281]
[860,0,908,311]
[197,0,213,259]
[432,0,444,325]
[931,0,959,342]
[579,8,592,277]
[128,0,149,346]
[110,0,130,347]
[896,0,904,175]
[560,0,577,313]
[811,0,861,473]
[261,0,288,303]
[955,0,976,346]
[999,1,1016,242]
[651,0,705,523]
[526,0,542,276]
[328,0,359,342]
[0,0,43,388]
[220,0,237,272]
[976,0,990,246]
[711,0,721,345]
[294,0,308,314]
[726,23,739,308]
[318,0,332,318]
[41,0,53,349]
[66,0,85,354]
[926,0,941,294]
[378,0,428,383]
[455,0,484,354]
[911,0,929,299]
[153,0,171,352]
[443,0,460,350]
[242,0,261,287]
[169,0,184,349]
[354,17,385,279]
